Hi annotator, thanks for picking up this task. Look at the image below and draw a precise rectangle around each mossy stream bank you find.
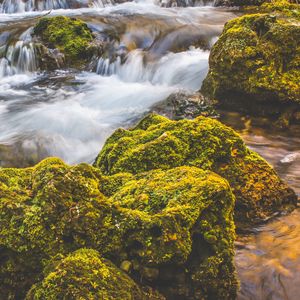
[0,114,298,299]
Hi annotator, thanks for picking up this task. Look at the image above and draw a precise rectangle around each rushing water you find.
[0,1,299,299]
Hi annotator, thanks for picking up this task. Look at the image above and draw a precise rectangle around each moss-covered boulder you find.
[33,16,98,68]
[109,166,237,299]
[201,5,300,125]
[0,158,116,299]
[25,248,163,300]
[0,157,237,299]
[95,114,297,228]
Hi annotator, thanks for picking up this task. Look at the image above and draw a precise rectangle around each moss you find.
[0,156,237,299]
[25,248,163,300]
[109,166,237,299]
[33,16,96,66]
[201,5,300,121]
[0,158,119,299]
[94,113,297,228]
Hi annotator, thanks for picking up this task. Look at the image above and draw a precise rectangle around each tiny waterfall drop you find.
[0,28,37,78]
[0,0,69,13]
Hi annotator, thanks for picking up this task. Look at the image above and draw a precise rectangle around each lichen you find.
[33,16,96,66]
[94,113,298,228]
[201,4,300,123]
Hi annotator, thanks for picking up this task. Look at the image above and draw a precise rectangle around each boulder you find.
[33,16,100,69]
[94,114,298,228]
[25,248,163,300]
[0,157,237,299]
[201,3,300,125]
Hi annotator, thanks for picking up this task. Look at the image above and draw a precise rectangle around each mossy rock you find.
[33,16,97,68]
[201,4,300,124]
[95,113,297,228]
[108,166,237,299]
[25,248,163,300]
[0,158,117,299]
[0,157,237,299]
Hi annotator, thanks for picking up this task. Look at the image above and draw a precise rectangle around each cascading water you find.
[0,0,69,13]
[0,2,299,299]
[0,0,115,13]
[0,28,37,77]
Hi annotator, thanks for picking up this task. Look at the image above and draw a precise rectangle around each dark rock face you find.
[201,3,300,125]
[151,91,217,120]
[95,114,298,228]
[214,0,265,7]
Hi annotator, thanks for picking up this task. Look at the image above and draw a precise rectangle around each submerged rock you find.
[33,16,100,69]
[95,114,298,228]
[25,248,163,300]
[0,157,237,299]
[201,3,300,125]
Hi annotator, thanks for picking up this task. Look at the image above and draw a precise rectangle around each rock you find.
[120,260,132,273]
[214,0,265,7]
[33,16,101,69]
[108,166,237,299]
[94,113,298,228]
[151,91,217,120]
[0,157,237,299]
[25,248,163,300]
[141,267,160,281]
[0,158,116,299]
[201,3,300,124]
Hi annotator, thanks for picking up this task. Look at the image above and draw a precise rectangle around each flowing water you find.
[0,1,299,299]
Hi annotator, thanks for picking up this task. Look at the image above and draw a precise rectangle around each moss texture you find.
[95,113,297,228]
[33,16,96,66]
[0,158,115,299]
[201,3,300,122]
[0,156,237,299]
[25,248,163,300]
[109,166,237,299]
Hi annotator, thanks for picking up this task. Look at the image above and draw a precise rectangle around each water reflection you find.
[220,111,300,300]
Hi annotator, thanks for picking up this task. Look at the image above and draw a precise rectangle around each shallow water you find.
[220,112,300,300]
[0,2,235,166]
[0,1,299,299]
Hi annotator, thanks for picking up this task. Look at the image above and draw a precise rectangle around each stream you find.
[0,1,299,299]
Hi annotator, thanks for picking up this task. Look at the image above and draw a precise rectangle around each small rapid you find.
[0,28,37,77]
[1,1,299,299]
[0,2,232,166]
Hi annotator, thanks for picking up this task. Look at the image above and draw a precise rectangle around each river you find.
[0,1,299,299]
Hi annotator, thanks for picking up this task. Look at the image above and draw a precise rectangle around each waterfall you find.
[0,28,37,78]
[96,49,209,90]
[0,0,70,13]
[92,0,114,8]
[0,0,114,13]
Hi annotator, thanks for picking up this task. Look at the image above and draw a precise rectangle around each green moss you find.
[201,6,300,121]
[0,156,237,299]
[94,113,297,228]
[109,166,237,299]
[25,248,163,300]
[0,158,118,299]
[33,16,96,66]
